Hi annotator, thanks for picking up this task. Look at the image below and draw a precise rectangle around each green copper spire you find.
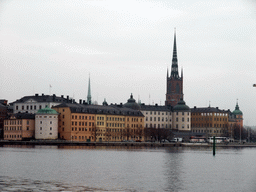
[170,28,179,79]
[233,99,243,115]
[87,74,92,105]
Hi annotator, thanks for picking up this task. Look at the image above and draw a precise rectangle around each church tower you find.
[165,29,183,106]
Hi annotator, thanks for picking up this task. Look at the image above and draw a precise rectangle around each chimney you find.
[61,95,64,98]
[53,94,56,102]
[79,99,82,104]
[35,93,38,97]
[42,93,44,96]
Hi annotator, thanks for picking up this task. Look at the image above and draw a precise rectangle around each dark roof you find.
[0,100,7,105]
[191,106,229,113]
[173,99,190,111]
[8,113,35,120]
[0,103,7,109]
[140,104,171,112]
[53,103,144,117]
[12,94,74,104]
[123,94,141,110]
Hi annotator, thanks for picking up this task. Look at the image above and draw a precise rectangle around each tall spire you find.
[170,28,179,79]
[87,74,92,105]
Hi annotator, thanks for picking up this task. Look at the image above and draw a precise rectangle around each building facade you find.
[35,107,58,140]
[3,113,35,140]
[173,99,191,132]
[191,106,229,137]
[140,104,172,129]
[53,102,144,142]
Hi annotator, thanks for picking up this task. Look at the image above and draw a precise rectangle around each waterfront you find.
[1,145,256,191]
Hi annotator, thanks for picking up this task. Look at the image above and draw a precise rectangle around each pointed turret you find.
[170,28,179,79]
[87,75,92,105]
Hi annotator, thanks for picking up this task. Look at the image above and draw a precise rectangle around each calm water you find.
[0,145,256,191]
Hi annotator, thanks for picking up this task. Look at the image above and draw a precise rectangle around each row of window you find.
[4,120,29,125]
[16,104,49,111]
[37,116,56,118]
[39,132,53,135]
[4,126,29,131]
[4,134,22,139]
[40,121,53,124]
[176,118,190,122]
[176,124,190,129]
[145,124,172,129]
[192,124,227,128]
[192,117,227,121]
[192,129,225,133]
[71,136,93,140]
[192,113,228,116]
[39,127,53,131]
[72,121,94,126]
[145,111,171,115]
[71,127,95,132]
[146,117,171,122]
[72,115,94,120]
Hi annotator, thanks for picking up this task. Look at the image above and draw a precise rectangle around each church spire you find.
[87,74,92,105]
[170,28,179,79]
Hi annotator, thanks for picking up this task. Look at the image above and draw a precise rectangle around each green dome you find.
[124,93,141,110]
[232,103,243,115]
[173,99,190,111]
[36,106,58,114]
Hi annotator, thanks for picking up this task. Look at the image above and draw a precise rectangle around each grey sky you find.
[1,0,256,125]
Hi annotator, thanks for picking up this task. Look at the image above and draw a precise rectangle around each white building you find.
[172,99,191,131]
[140,104,172,129]
[35,107,58,140]
[12,94,73,114]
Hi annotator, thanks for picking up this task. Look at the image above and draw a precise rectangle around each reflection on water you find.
[1,145,256,191]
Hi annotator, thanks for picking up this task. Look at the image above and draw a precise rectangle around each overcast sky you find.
[1,0,256,125]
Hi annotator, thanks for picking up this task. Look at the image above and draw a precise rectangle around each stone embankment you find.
[1,140,256,147]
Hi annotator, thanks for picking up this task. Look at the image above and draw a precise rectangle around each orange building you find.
[4,113,35,140]
[191,106,229,137]
[53,103,144,142]
[53,103,96,142]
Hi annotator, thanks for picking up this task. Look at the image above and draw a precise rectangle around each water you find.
[0,145,256,191]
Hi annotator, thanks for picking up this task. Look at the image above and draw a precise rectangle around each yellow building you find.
[4,113,35,140]
[53,103,144,142]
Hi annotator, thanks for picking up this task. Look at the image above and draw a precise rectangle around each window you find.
[27,127,29,130]
[176,118,178,122]
[40,127,42,130]
[50,127,52,130]
[50,121,52,124]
